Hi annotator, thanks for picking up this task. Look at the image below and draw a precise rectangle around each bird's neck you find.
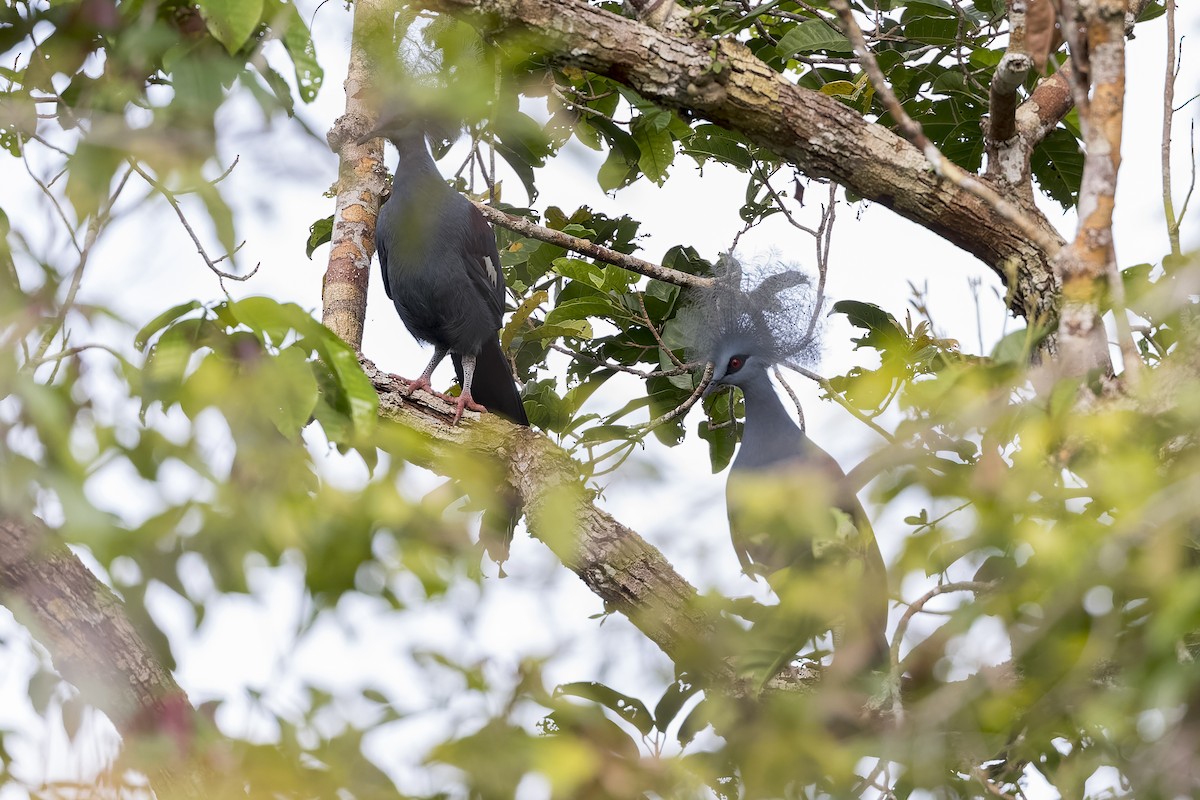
[389,131,439,179]
[737,369,805,464]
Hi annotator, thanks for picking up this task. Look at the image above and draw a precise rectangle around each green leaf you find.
[136,301,203,350]
[832,300,907,353]
[597,147,636,192]
[271,0,323,103]
[544,297,631,326]
[230,296,299,346]
[699,417,738,473]
[502,290,548,350]
[554,682,654,737]
[677,698,710,747]
[197,0,264,54]
[195,180,238,261]
[577,424,634,444]
[1032,128,1084,210]
[65,141,123,222]
[653,676,699,731]
[306,215,333,258]
[526,319,593,341]
[267,346,320,437]
[777,20,851,57]
[819,80,858,97]
[681,124,752,169]
[632,117,675,185]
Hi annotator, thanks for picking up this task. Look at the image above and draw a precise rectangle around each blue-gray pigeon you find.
[360,113,526,570]
[691,257,889,674]
[360,115,527,426]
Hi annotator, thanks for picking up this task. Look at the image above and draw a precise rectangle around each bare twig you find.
[637,292,687,368]
[782,360,896,442]
[472,202,715,288]
[890,580,995,709]
[1161,0,1182,257]
[126,160,260,290]
[772,364,805,433]
[31,166,134,364]
[547,341,698,378]
[638,361,713,432]
[26,343,125,370]
[21,143,81,256]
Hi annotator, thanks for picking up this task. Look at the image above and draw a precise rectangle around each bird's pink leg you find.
[451,353,489,424]
[451,391,489,425]
[402,346,453,401]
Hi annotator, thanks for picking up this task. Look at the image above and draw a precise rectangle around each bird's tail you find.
[453,336,526,571]
[452,337,528,425]
[479,489,521,576]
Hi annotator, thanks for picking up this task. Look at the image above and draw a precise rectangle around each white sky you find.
[1,2,1197,797]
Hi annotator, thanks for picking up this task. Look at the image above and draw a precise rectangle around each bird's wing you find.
[464,203,506,320]
[375,203,394,301]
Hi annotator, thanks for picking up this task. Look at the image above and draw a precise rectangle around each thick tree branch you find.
[413,0,1064,322]
[359,361,752,693]
[985,0,1033,195]
[1016,0,1155,150]
[322,0,392,351]
[830,0,1061,271]
[0,516,205,794]
[1052,0,1131,382]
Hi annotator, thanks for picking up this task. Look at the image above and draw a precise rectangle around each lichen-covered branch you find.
[321,0,392,351]
[0,516,206,795]
[359,361,750,693]
[413,0,1064,323]
[985,0,1033,195]
[1052,0,1131,382]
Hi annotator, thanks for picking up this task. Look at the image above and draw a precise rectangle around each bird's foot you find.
[401,375,452,403]
[451,392,488,425]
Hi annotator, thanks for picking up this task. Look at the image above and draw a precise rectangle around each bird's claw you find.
[401,375,452,403]
[451,393,488,425]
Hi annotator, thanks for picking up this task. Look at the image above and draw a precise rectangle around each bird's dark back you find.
[377,181,499,353]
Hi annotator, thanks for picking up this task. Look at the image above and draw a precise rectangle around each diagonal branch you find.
[831,0,1060,263]
[413,0,1064,322]
[359,359,753,694]
[0,516,206,794]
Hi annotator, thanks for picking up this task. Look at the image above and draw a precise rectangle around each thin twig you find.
[637,361,713,433]
[472,202,714,289]
[31,166,134,364]
[1161,0,1182,257]
[782,360,896,442]
[772,365,805,433]
[26,343,125,370]
[637,292,686,369]
[890,580,995,719]
[126,159,261,289]
[21,143,81,255]
[547,341,698,378]
[829,0,1061,258]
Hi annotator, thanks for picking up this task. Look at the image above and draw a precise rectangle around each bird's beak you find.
[702,378,723,398]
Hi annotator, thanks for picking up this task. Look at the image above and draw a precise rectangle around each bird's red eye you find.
[727,355,744,372]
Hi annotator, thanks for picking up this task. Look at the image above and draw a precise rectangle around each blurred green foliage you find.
[1,0,1196,798]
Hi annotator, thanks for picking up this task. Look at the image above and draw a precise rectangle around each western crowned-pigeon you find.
[690,257,889,674]
[359,113,526,569]
[360,114,527,426]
